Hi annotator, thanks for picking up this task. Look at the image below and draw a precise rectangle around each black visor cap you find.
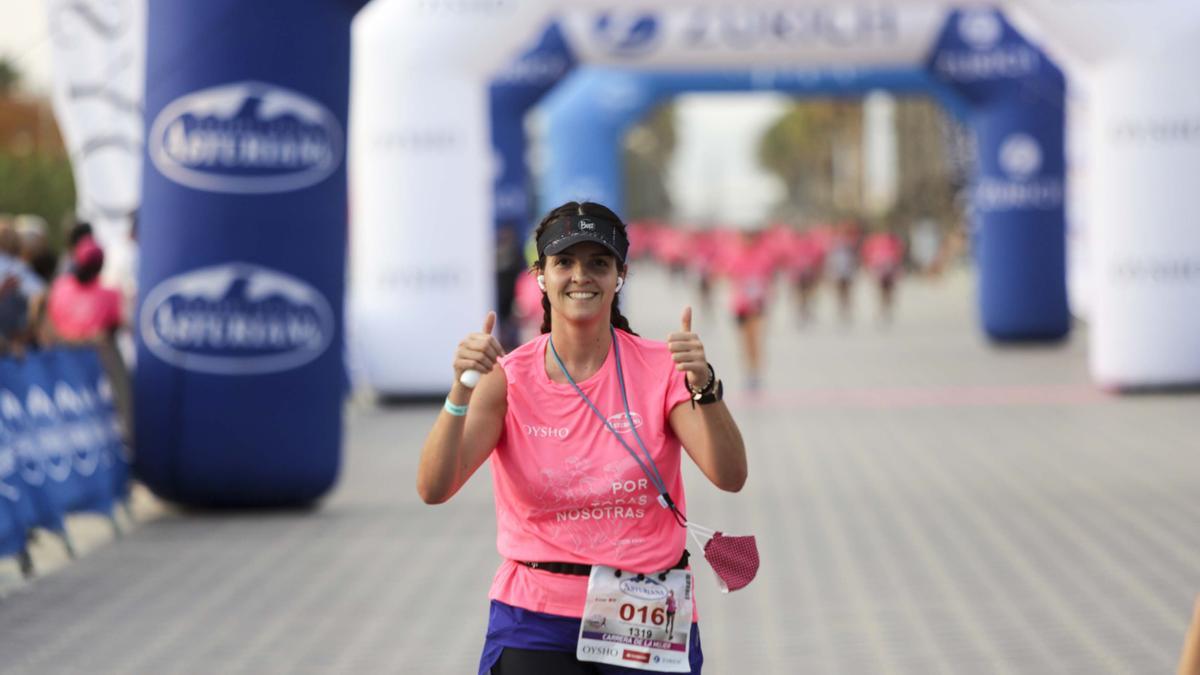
[537,215,629,263]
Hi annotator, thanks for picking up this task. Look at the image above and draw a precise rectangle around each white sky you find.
[0,3,53,94]
[669,92,790,228]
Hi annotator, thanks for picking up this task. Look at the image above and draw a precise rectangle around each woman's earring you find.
[537,275,546,292]
[615,277,624,293]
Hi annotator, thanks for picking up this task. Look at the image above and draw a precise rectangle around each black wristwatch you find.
[694,379,723,406]
[688,364,723,407]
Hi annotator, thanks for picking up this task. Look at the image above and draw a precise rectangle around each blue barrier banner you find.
[20,354,91,517]
[0,359,65,535]
[137,0,366,506]
[0,393,32,558]
[66,348,130,503]
[0,348,129,560]
[49,349,119,515]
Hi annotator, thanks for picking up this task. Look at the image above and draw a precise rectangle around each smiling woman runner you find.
[418,201,749,674]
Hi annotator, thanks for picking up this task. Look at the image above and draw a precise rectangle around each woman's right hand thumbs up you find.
[455,311,505,389]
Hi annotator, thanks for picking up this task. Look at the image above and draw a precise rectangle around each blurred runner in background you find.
[861,227,905,324]
[720,227,777,391]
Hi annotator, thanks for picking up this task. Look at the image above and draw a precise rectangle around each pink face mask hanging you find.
[687,522,759,593]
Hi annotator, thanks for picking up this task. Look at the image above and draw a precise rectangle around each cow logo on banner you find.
[141,263,336,375]
[593,12,661,57]
[149,81,344,194]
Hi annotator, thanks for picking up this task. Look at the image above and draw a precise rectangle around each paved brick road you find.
[0,268,1197,674]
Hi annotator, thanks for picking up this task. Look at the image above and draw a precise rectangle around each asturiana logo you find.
[141,263,335,375]
[606,411,644,434]
[149,81,343,194]
[620,578,668,601]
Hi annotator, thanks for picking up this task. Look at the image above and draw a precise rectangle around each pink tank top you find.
[488,329,692,617]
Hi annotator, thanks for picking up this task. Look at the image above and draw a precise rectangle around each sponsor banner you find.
[140,263,336,375]
[136,0,361,505]
[559,4,946,68]
[970,103,1070,341]
[972,131,1064,213]
[0,349,126,554]
[148,81,344,195]
[971,97,1066,215]
[930,9,1041,84]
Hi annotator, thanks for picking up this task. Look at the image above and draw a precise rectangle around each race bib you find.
[577,564,693,672]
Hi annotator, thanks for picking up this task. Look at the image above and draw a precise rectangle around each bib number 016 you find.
[619,604,666,626]
[578,565,694,672]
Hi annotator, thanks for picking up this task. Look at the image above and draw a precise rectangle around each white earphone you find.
[615,276,624,293]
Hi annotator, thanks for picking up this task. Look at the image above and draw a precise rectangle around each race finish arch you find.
[352,2,1070,398]
[132,0,1200,507]
[537,9,1067,342]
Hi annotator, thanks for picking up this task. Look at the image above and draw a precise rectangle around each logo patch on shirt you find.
[523,424,570,439]
[606,411,643,434]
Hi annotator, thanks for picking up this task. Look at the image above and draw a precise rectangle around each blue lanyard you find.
[549,327,686,527]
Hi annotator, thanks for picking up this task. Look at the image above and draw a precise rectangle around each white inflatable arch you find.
[351,0,1200,394]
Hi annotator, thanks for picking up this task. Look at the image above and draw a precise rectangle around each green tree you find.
[0,154,77,248]
[622,101,676,220]
[0,58,22,97]
[757,99,862,221]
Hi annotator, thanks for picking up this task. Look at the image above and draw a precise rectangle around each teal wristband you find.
[443,398,468,417]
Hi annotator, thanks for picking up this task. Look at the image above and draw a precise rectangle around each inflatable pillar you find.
[929,8,1070,341]
[348,0,550,395]
[137,0,367,506]
[1011,0,1200,386]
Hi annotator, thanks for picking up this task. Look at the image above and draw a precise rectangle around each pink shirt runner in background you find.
[862,233,905,276]
[721,237,777,316]
[489,330,692,618]
[47,275,122,341]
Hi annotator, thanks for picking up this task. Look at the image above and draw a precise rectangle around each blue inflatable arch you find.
[497,9,1069,342]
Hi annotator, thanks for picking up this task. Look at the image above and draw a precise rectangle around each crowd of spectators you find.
[0,214,129,359]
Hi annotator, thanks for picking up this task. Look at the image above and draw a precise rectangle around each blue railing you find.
[0,347,130,572]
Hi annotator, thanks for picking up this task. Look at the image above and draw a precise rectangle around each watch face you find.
[697,380,723,405]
